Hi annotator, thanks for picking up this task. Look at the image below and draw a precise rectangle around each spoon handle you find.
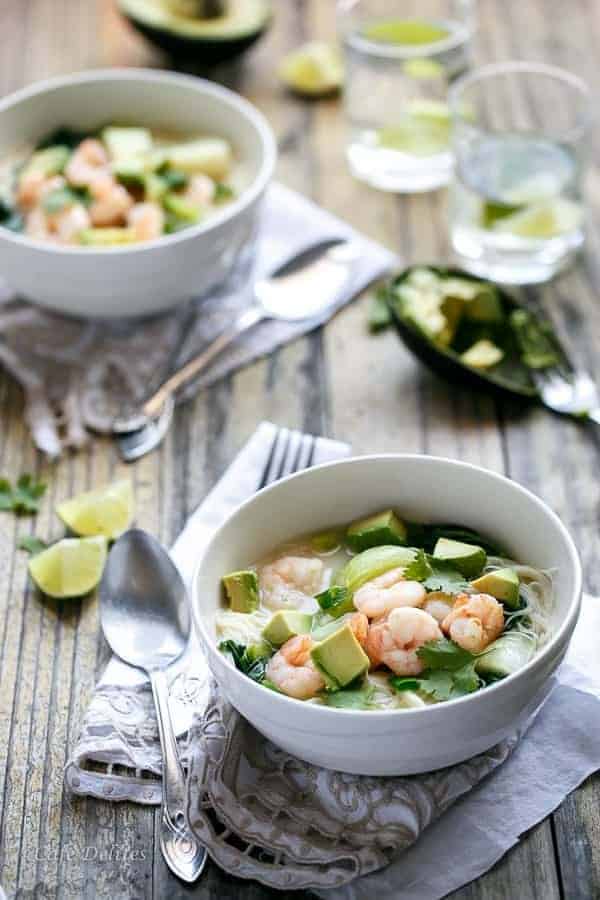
[150,669,207,882]
[143,305,265,418]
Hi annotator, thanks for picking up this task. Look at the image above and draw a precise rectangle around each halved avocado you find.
[119,0,272,63]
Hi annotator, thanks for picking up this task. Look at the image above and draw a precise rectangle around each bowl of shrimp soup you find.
[192,455,582,776]
[0,69,276,318]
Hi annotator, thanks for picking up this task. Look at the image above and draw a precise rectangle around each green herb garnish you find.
[391,638,481,701]
[18,535,48,556]
[0,475,47,515]
[218,640,270,683]
[214,182,234,203]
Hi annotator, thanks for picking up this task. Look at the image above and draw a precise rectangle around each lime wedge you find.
[364,18,449,46]
[481,201,522,229]
[279,42,343,97]
[57,479,134,539]
[492,199,583,239]
[403,58,445,80]
[378,100,450,156]
[29,536,108,598]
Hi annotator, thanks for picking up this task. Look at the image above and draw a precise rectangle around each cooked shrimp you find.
[422,591,455,624]
[365,607,442,675]
[50,203,90,243]
[89,182,134,227]
[266,634,325,700]
[128,202,165,241]
[64,138,109,187]
[183,173,216,207]
[348,611,369,647]
[17,170,47,209]
[442,592,504,653]
[25,207,51,240]
[353,567,426,619]
[259,556,324,610]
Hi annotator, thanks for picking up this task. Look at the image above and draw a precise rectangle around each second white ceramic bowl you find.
[193,455,582,776]
[0,69,276,318]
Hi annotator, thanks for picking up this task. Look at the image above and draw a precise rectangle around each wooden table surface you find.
[1,1,600,898]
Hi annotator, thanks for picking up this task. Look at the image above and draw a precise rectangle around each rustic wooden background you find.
[1,0,600,897]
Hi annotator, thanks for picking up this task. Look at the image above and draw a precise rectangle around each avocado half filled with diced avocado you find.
[386,264,569,402]
[118,0,272,63]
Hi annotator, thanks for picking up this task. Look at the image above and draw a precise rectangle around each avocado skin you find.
[387,265,539,401]
[120,4,271,62]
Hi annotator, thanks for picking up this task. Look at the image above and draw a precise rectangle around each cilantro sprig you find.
[402,549,470,593]
[0,474,47,515]
[391,637,482,702]
[219,640,270,684]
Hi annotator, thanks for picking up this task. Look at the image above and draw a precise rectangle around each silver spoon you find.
[115,237,360,461]
[100,529,206,883]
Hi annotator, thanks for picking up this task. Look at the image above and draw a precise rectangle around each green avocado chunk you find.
[163,192,201,222]
[475,631,535,678]
[471,567,520,609]
[102,126,153,162]
[79,228,138,245]
[460,339,504,370]
[314,585,354,619]
[222,569,259,613]
[262,610,312,646]
[346,509,408,552]
[432,537,487,578]
[335,545,418,595]
[311,624,369,690]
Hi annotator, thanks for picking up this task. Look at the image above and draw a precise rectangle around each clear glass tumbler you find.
[448,62,592,284]
[337,0,475,193]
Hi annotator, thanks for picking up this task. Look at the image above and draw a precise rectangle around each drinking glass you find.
[448,62,592,284]
[337,0,475,192]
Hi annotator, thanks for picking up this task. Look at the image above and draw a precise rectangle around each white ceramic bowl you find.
[193,455,582,776]
[0,69,276,318]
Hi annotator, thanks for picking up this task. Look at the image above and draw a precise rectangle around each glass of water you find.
[448,62,592,284]
[337,0,475,193]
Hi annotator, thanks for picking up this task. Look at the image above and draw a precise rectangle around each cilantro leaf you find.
[391,659,481,702]
[0,474,47,515]
[325,682,375,710]
[214,182,234,203]
[402,549,432,582]
[417,637,476,671]
[219,640,270,683]
[18,535,48,556]
[389,676,421,692]
[421,556,470,593]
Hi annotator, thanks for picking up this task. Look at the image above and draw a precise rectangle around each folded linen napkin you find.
[66,422,600,899]
[0,183,395,456]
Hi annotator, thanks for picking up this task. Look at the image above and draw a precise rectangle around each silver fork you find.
[529,365,600,424]
[258,425,316,489]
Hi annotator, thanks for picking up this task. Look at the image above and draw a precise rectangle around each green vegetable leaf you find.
[421,556,470,593]
[402,549,432,582]
[367,286,392,333]
[324,682,375,709]
[389,676,421,692]
[0,474,47,515]
[18,535,48,556]
[162,169,189,191]
[391,659,480,702]
[315,585,350,614]
[219,639,271,683]
[214,182,234,203]
[417,637,476,671]
[414,523,504,555]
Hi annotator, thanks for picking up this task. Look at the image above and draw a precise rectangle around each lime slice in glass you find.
[377,100,450,156]
[403,58,445,80]
[364,18,449,46]
[57,479,134,539]
[29,536,108,598]
[492,199,583,238]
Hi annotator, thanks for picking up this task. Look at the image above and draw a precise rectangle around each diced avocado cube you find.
[164,138,233,179]
[433,538,487,578]
[314,585,354,619]
[475,631,535,678]
[335,545,419,595]
[471,567,520,609]
[245,640,272,661]
[262,610,312,646]
[113,158,146,188]
[346,509,407,552]
[222,570,259,613]
[163,192,201,223]
[22,145,70,179]
[466,289,503,324]
[311,624,369,690]
[102,127,153,162]
[79,227,137,245]
[461,339,504,370]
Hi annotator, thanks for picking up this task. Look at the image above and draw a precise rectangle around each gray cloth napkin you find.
[0,183,395,456]
[65,422,600,898]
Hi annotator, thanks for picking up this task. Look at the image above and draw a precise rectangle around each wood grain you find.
[0,0,599,897]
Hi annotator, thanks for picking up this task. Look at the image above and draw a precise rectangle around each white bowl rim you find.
[0,67,277,256]
[192,453,583,720]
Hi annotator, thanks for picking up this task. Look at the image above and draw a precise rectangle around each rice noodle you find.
[486,556,554,647]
